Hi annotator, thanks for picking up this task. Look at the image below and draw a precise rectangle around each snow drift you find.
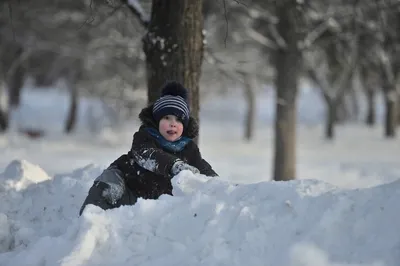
[0,160,398,266]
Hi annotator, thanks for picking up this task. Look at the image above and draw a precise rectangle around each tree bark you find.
[8,47,24,108]
[143,0,204,125]
[242,72,255,141]
[366,88,376,126]
[384,90,397,138]
[273,4,301,181]
[348,87,359,121]
[397,94,400,127]
[360,66,376,126]
[65,78,78,134]
[0,83,8,132]
[325,100,336,139]
[0,109,8,132]
[335,98,348,123]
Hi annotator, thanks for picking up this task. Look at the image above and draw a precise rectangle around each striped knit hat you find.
[152,81,190,127]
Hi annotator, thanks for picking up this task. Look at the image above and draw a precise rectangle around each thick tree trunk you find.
[273,5,301,181]
[143,0,204,125]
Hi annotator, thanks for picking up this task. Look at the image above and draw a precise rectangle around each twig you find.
[122,0,150,28]
[7,1,16,41]
[232,0,248,8]
[79,0,95,29]
[222,0,229,47]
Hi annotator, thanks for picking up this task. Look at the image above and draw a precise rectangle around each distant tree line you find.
[0,0,399,181]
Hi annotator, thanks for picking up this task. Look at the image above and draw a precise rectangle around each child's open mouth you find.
[167,130,176,135]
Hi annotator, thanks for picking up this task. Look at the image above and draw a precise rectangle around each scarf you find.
[144,127,191,152]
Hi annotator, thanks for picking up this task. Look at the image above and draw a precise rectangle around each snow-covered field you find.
[0,85,399,266]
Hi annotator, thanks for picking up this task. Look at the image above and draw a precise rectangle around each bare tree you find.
[377,6,399,137]
[354,1,400,136]
[271,2,303,181]
[360,64,380,126]
[306,39,358,139]
[145,0,204,125]
[125,0,204,129]
[0,0,147,134]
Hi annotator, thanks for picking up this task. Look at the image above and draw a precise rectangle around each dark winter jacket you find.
[79,105,217,215]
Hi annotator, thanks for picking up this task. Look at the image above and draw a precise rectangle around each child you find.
[79,81,217,215]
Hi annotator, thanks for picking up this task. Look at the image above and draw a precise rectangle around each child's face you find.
[158,115,184,141]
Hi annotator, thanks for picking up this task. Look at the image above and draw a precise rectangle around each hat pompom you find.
[161,81,188,101]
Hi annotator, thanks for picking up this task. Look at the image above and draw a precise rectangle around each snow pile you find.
[1,160,52,191]
[0,160,399,266]
[0,161,101,255]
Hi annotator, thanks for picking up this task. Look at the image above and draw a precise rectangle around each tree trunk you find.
[65,79,78,134]
[0,109,8,132]
[360,66,376,126]
[397,94,400,126]
[273,4,301,181]
[366,88,376,126]
[384,90,397,138]
[242,72,255,141]
[8,48,24,108]
[335,97,348,123]
[325,100,336,139]
[348,87,359,121]
[0,84,8,132]
[143,0,204,126]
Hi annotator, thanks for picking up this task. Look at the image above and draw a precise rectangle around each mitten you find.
[171,160,200,176]
[94,167,126,205]
[100,182,124,205]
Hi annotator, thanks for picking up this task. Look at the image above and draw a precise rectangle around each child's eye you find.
[164,115,170,120]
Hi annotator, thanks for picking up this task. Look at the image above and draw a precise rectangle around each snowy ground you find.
[0,85,399,266]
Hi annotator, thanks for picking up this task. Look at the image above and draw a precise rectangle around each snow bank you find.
[0,160,398,266]
[2,160,52,191]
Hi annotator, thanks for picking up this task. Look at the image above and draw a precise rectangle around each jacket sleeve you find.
[189,143,218,177]
[130,129,180,177]
[79,166,126,215]
[79,164,137,216]
[79,180,114,215]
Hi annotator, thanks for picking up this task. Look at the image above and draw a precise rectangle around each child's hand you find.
[171,160,200,176]
[101,182,124,206]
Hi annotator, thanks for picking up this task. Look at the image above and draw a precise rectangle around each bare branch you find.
[298,18,339,50]
[246,28,278,50]
[78,0,95,29]
[306,58,334,99]
[268,23,287,49]
[7,1,16,41]
[332,42,358,99]
[305,39,358,102]
[231,0,248,8]
[121,0,150,28]
[90,3,125,28]
[378,49,395,85]
[222,0,229,47]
